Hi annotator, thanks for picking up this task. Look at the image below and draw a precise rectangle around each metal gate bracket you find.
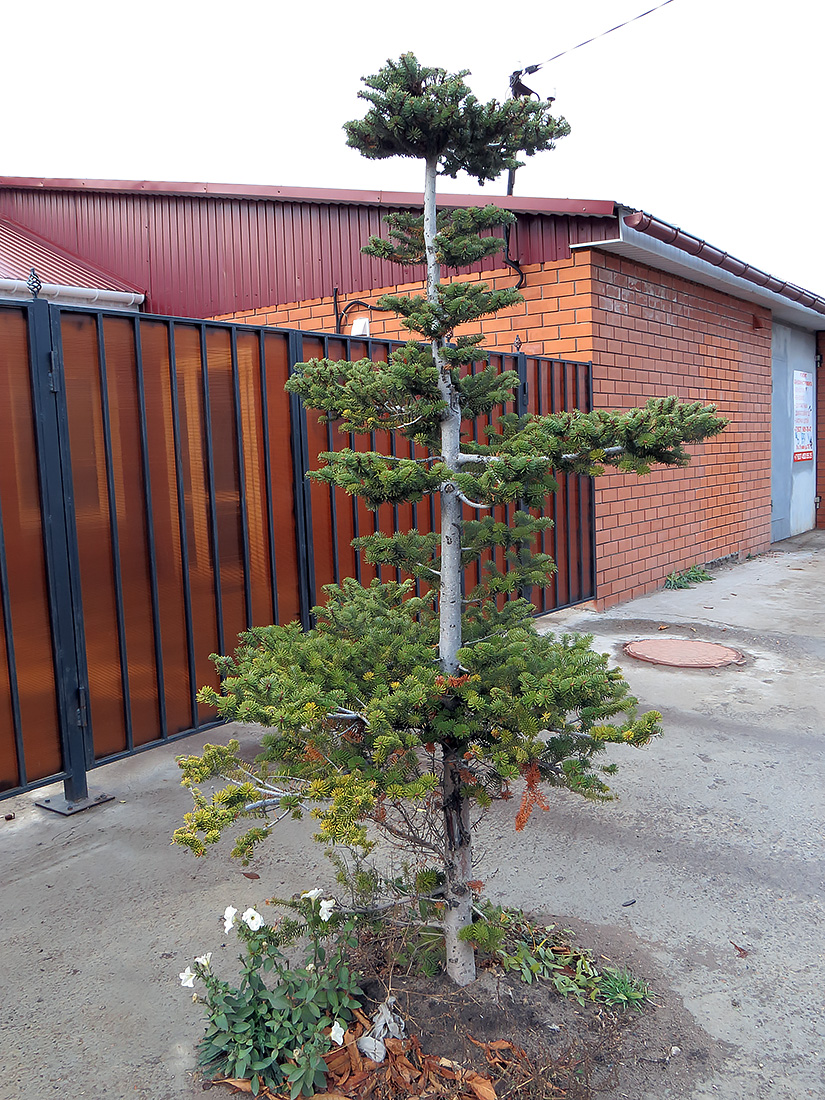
[36,791,115,816]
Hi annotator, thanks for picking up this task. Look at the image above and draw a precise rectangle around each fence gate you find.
[0,299,594,805]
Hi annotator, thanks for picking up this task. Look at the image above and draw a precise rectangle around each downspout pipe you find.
[502,224,526,290]
[0,279,144,310]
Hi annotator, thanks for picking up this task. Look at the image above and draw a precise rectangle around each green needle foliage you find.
[343,52,570,182]
[176,54,726,986]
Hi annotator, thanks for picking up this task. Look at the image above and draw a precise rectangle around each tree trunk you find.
[423,155,476,985]
[442,746,476,986]
[423,157,463,680]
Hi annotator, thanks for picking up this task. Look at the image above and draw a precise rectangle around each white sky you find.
[4,0,823,295]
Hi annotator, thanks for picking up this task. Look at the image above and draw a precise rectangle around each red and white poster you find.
[793,370,814,462]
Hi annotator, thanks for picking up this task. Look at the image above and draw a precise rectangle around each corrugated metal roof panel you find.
[0,216,144,293]
[0,179,619,316]
[0,177,616,217]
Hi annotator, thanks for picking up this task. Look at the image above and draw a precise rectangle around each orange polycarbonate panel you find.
[204,326,246,652]
[262,332,301,625]
[306,408,337,593]
[0,307,62,786]
[139,321,194,735]
[299,335,337,595]
[0,544,18,791]
[98,316,162,748]
[60,313,127,756]
[173,325,220,721]
[235,330,275,628]
[60,313,158,756]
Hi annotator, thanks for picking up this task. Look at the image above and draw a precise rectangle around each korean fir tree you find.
[175,54,726,986]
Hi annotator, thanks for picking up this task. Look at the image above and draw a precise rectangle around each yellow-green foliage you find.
[175,579,667,859]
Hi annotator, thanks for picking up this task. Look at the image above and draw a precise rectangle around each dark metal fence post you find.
[585,360,597,600]
[26,300,103,811]
[514,351,528,417]
[287,331,316,629]
[513,351,532,602]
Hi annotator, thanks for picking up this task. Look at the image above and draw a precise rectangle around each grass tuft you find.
[664,564,713,590]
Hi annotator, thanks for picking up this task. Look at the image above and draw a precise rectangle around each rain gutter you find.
[0,279,144,310]
[571,207,825,332]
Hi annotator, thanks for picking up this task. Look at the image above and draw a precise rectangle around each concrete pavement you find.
[1,532,823,1099]
[516,530,825,1098]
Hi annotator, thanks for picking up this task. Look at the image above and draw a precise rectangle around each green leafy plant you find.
[461,904,650,1010]
[664,564,713,589]
[460,904,602,1004]
[180,893,363,1097]
[598,967,651,1011]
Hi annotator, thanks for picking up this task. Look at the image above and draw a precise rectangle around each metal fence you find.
[0,299,593,803]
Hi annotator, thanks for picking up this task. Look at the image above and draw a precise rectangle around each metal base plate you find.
[36,791,115,816]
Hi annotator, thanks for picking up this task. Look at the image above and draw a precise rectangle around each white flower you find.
[301,888,323,901]
[179,966,196,988]
[306,962,316,972]
[223,905,238,933]
[330,1020,346,1046]
[194,952,212,969]
[319,898,336,922]
[242,907,264,931]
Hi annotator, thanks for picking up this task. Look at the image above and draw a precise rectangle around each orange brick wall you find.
[213,252,597,359]
[218,250,774,609]
[588,251,772,607]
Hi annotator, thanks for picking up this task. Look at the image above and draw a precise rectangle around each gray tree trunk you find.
[424,155,476,986]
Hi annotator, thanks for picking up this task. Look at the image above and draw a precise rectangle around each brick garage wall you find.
[217,249,773,609]
[589,251,773,607]
[214,251,597,359]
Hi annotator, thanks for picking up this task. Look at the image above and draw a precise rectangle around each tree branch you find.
[380,406,426,429]
[330,707,369,722]
[417,566,441,578]
[376,454,443,464]
[455,489,494,510]
[376,814,444,857]
[456,452,497,466]
[561,445,624,461]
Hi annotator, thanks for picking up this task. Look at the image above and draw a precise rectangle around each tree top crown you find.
[344,53,570,184]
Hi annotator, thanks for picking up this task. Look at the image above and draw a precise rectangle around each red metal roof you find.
[0,178,619,317]
[6,177,819,324]
[0,216,143,293]
[0,177,616,218]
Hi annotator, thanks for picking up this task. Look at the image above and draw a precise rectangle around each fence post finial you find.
[27,268,42,299]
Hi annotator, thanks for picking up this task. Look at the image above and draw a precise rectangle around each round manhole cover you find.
[624,638,744,668]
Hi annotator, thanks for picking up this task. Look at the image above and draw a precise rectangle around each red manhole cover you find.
[624,638,744,668]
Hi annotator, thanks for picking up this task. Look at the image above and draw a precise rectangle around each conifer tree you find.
[175,55,726,986]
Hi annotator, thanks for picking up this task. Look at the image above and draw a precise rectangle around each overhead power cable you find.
[517,0,678,79]
[505,0,678,194]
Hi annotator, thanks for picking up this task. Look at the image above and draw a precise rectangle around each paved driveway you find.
[514,531,825,1099]
[1,533,823,1099]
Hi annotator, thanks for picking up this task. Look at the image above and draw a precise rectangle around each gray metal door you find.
[771,323,817,542]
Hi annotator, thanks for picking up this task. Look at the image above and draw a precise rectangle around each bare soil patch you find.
[354,916,725,1100]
